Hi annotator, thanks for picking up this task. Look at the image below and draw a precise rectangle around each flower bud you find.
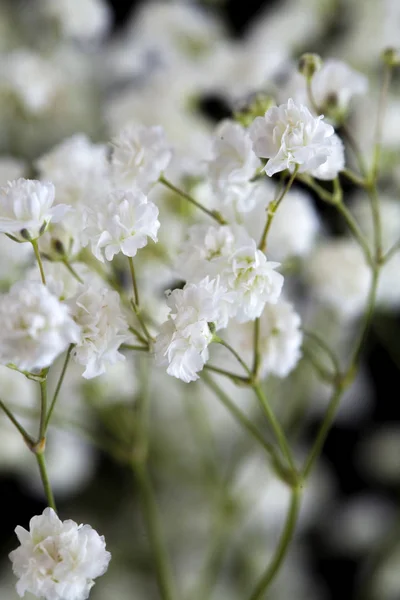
[382,47,400,68]
[234,93,275,127]
[298,53,323,80]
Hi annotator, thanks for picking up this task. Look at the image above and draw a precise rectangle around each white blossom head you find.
[9,507,111,600]
[155,277,232,383]
[0,179,70,241]
[69,284,129,379]
[249,98,339,177]
[40,0,111,42]
[89,188,160,262]
[208,120,261,194]
[111,124,173,192]
[311,59,368,116]
[0,281,81,371]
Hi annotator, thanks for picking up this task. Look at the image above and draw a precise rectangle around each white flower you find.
[69,284,129,379]
[1,50,63,115]
[177,224,284,323]
[227,239,283,322]
[256,301,302,377]
[306,239,371,319]
[0,281,81,371]
[309,133,345,180]
[311,59,368,114]
[208,120,260,212]
[0,179,69,241]
[89,189,160,262]
[0,234,32,283]
[36,135,110,252]
[111,125,172,192]
[249,98,339,177]
[40,0,111,41]
[154,277,231,383]
[9,507,111,600]
[26,261,91,301]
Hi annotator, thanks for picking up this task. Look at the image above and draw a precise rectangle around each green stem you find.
[258,168,298,252]
[201,374,278,462]
[31,239,46,285]
[302,329,341,375]
[38,377,48,441]
[382,238,400,264]
[341,125,368,177]
[35,451,57,511]
[159,175,226,225]
[247,486,301,600]
[214,338,253,378]
[367,182,383,264]
[302,347,336,384]
[253,383,296,472]
[0,399,35,447]
[341,168,366,188]
[370,63,392,183]
[121,343,149,352]
[62,258,84,284]
[128,256,140,306]
[45,345,74,431]
[204,364,250,384]
[297,174,334,203]
[252,317,261,378]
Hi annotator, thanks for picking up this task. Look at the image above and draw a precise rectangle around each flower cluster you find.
[9,507,111,600]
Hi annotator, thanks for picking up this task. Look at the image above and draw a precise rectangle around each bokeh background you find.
[0,1,399,599]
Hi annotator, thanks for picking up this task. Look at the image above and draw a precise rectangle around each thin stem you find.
[367,182,383,264]
[214,338,253,378]
[159,175,226,225]
[128,256,140,306]
[306,78,320,115]
[297,174,334,203]
[252,317,261,378]
[370,63,392,183]
[201,374,278,461]
[31,239,46,285]
[247,486,301,600]
[350,267,379,368]
[302,385,343,480]
[129,325,148,346]
[121,343,149,352]
[383,238,400,264]
[45,345,74,431]
[38,377,48,441]
[253,383,296,472]
[0,399,35,447]
[204,363,250,384]
[62,259,84,284]
[258,168,298,252]
[131,300,155,343]
[341,168,366,188]
[133,463,177,600]
[35,451,57,511]
[302,329,341,375]
[302,347,336,384]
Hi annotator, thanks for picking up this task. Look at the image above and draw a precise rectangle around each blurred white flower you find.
[310,133,345,180]
[0,281,80,371]
[69,284,129,379]
[0,179,69,241]
[0,50,63,115]
[111,124,172,192]
[9,507,111,600]
[306,239,371,319]
[312,59,368,113]
[256,300,303,377]
[89,189,160,262]
[178,224,283,323]
[208,120,261,212]
[249,98,341,177]
[0,234,32,283]
[40,0,111,42]
[155,277,232,383]
[26,261,91,301]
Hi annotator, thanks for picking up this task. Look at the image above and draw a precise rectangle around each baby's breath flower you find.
[0,179,70,241]
[0,281,81,371]
[249,98,343,178]
[9,507,111,600]
[111,124,172,192]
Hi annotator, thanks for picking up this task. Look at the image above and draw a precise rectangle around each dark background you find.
[1,1,399,599]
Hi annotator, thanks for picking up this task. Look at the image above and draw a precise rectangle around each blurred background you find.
[0,1,399,599]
